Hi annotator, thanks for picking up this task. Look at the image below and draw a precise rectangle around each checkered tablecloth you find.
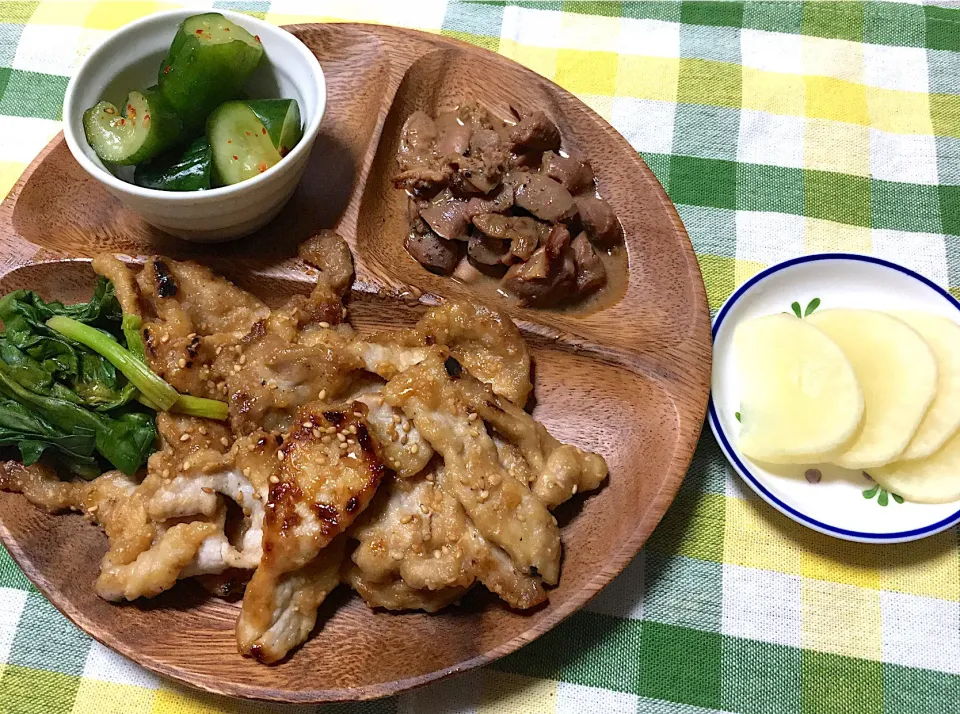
[0,1,958,712]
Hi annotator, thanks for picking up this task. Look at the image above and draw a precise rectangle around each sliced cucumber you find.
[207,101,281,186]
[244,99,303,156]
[159,12,264,131]
[82,89,182,165]
[134,136,212,191]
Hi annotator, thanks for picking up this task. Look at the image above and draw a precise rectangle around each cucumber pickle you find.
[134,136,212,191]
[245,99,303,157]
[158,13,264,131]
[208,102,282,186]
[82,13,303,190]
[82,89,182,165]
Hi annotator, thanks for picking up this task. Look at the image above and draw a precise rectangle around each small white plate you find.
[709,253,960,543]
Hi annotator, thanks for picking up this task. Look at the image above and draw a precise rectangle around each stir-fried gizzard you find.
[395,102,622,307]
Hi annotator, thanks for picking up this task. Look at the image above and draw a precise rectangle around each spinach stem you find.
[174,394,230,421]
[122,313,146,361]
[136,393,229,421]
[46,315,179,411]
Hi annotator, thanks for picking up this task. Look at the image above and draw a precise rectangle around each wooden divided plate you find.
[0,24,711,703]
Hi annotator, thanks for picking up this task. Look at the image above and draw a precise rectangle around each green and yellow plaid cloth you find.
[0,1,958,712]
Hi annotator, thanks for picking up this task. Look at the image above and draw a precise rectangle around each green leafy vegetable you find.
[0,359,152,476]
[46,315,179,411]
[0,279,137,411]
[0,276,229,479]
[122,313,146,362]
[0,399,99,478]
[804,298,821,317]
[137,391,229,421]
[0,339,82,404]
[0,277,120,330]
[0,280,158,476]
[97,410,159,477]
[171,394,229,421]
[791,301,802,319]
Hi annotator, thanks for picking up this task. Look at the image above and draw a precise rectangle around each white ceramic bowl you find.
[62,9,326,242]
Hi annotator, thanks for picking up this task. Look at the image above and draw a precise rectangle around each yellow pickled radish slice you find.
[871,429,960,504]
[735,313,863,465]
[890,311,960,460]
[807,309,937,469]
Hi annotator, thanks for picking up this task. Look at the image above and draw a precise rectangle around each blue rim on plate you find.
[708,252,960,542]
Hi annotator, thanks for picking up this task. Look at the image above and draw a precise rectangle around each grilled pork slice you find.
[383,351,561,585]
[236,402,386,663]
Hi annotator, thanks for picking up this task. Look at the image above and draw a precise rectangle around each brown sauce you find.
[448,240,629,315]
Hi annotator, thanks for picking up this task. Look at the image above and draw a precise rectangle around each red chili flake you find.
[254,35,261,42]
[163,65,172,74]
[261,127,267,135]
[279,147,289,157]
[259,162,268,173]
[195,28,203,34]
[126,104,136,118]
[245,131,251,136]
[227,139,232,144]
[144,114,150,122]
[232,155,239,161]
[119,118,125,125]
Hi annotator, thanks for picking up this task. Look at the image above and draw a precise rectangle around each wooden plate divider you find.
[0,23,711,703]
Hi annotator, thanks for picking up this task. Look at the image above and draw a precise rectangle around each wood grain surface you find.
[0,23,711,703]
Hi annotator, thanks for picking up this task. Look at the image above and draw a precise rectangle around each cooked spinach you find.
[0,399,99,478]
[0,279,157,477]
[0,278,139,411]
